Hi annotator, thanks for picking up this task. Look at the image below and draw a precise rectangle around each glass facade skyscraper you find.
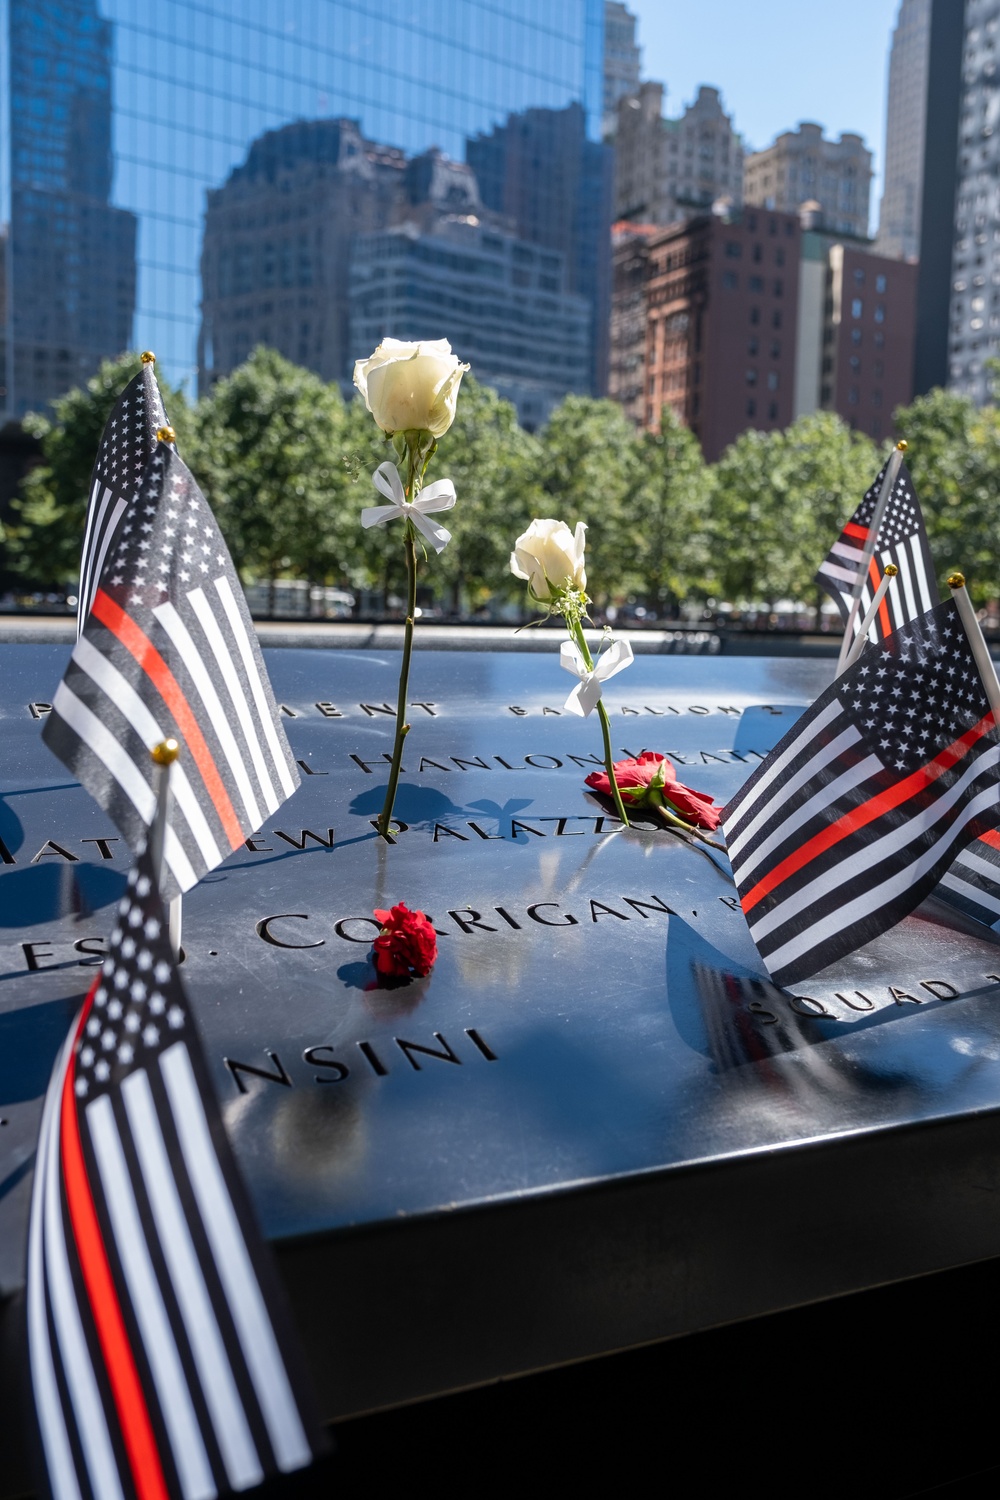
[0,0,604,416]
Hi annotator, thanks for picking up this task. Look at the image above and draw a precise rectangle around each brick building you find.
[795,234,918,444]
[611,209,800,459]
[610,207,917,458]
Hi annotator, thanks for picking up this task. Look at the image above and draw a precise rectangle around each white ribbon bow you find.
[559,637,634,717]
[361,461,456,554]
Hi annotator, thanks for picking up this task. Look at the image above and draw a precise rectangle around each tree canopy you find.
[7,346,1000,614]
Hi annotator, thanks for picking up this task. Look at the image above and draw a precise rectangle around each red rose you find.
[585,750,722,832]
[372,903,438,978]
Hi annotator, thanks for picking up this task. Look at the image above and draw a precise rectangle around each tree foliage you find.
[9,346,1000,615]
[5,353,190,588]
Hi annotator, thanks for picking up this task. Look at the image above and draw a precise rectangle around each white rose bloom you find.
[510,518,587,603]
[353,338,469,437]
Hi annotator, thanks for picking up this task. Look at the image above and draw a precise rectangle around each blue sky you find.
[626,0,902,232]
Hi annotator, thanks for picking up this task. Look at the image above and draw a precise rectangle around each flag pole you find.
[948,572,1000,722]
[841,564,898,672]
[149,738,182,959]
[836,440,908,674]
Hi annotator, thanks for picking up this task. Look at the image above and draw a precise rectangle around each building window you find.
[767,371,779,391]
[850,355,861,372]
[746,212,757,230]
[874,302,886,323]
[852,328,862,345]
[872,390,882,408]
[849,386,859,405]
[874,330,884,347]
[770,340,781,358]
[749,275,763,292]
[775,246,785,267]
[852,297,863,318]
[750,306,760,325]
[875,274,887,293]
[768,401,778,419]
[725,240,742,257]
[748,336,759,355]
[873,360,884,378]
[854,267,865,284]
[774,278,783,297]
[746,397,757,417]
[723,271,738,288]
[773,309,782,330]
[746,368,758,385]
[752,243,762,263]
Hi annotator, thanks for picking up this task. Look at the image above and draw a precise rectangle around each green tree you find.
[6,353,190,588]
[631,408,714,612]
[711,413,879,613]
[429,377,543,613]
[190,347,355,603]
[536,396,643,605]
[894,388,1000,602]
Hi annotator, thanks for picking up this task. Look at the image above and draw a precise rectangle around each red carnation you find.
[585,750,722,832]
[372,903,438,978]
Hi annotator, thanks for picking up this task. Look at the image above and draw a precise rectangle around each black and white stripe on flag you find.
[44,442,300,900]
[722,598,1000,985]
[27,839,328,1500]
[932,830,1000,931]
[78,361,168,638]
[814,456,938,646]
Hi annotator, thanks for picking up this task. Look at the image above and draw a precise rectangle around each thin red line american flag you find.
[722,598,1000,985]
[28,842,327,1499]
[815,456,938,646]
[78,365,168,638]
[44,442,300,899]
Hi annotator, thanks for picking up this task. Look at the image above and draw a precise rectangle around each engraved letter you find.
[303,1046,350,1082]
[224,1051,292,1095]
[256,914,325,948]
[395,1033,461,1071]
[920,979,960,1001]
[527,903,578,926]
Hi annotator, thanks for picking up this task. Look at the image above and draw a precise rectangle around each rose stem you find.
[569,615,630,828]
[652,802,727,853]
[378,459,419,837]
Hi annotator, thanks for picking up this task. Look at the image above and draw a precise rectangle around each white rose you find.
[510,518,587,603]
[353,338,469,437]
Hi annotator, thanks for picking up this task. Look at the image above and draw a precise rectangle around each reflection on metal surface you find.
[4,645,1000,1294]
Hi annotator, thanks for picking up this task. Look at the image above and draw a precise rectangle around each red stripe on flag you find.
[979,829,1000,851]
[843,522,869,541]
[59,981,170,1500]
[869,556,891,638]
[91,589,243,850]
[742,711,998,914]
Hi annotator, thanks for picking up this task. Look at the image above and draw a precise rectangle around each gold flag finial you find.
[948,572,966,590]
[151,738,180,766]
[156,426,176,444]
[896,439,908,452]
[140,350,156,364]
[884,563,898,577]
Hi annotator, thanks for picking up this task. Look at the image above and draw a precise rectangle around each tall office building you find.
[349,218,591,432]
[0,0,605,413]
[467,102,613,394]
[875,0,932,261]
[200,119,591,426]
[944,0,1000,406]
[1,0,136,416]
[744,123,873,240]
[602,1,641,140]
[614,82,744,227]
[610,209,801,459]
[609,207,917,458]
